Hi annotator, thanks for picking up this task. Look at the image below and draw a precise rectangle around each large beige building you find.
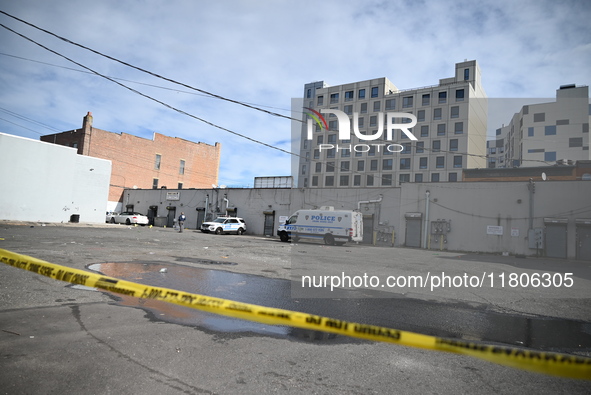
[488,85,590,169]
[297,60,487,188]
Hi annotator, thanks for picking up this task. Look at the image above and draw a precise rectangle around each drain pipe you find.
[422,190,430,249]
[357,194,383,211]
[205,194,209,221]
[223,195,230,215]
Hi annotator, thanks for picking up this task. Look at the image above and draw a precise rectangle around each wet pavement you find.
[88,261,591,352]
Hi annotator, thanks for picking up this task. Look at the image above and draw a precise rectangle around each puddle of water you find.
[85,261,591,350]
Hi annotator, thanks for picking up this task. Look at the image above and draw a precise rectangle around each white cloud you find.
[0,0,589,186]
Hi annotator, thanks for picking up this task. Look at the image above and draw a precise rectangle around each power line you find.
[0,10,302,124]
[0,21,298,159]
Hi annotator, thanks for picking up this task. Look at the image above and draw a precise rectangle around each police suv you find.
[200,217,246,235]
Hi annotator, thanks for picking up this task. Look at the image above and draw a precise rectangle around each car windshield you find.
[213,218,226,223]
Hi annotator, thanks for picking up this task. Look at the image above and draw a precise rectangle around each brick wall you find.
[41,113,221,203]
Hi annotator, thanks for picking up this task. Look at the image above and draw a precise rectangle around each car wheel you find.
[110,218,116,224]
[279,232,289,242]
[215,227,224,235]
[324,234,335,246]
[126,219,131,225]
[237,228,244,235]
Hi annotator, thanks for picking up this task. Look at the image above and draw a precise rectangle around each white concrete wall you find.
[124,180,590,258]
[0,133,111,223]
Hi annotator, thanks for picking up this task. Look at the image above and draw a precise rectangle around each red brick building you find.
[41,112,221,210]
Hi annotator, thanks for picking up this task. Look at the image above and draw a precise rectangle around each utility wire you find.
[0,22,298,158]
[0,10,302,124]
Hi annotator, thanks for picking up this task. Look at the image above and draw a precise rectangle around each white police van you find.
[277,207,363,246]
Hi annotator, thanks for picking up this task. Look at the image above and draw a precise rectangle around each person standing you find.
[178,212,186,233]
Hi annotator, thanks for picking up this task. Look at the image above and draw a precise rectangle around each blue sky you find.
[0,0,589,187]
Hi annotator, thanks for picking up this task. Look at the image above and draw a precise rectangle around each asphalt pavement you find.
[0,221,590,394]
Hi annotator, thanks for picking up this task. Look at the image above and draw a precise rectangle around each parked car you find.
[105,211,118,223]
[200,217,246,235]
[108,211,150,226]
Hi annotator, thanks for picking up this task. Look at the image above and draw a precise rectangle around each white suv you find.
[200,217,246,235]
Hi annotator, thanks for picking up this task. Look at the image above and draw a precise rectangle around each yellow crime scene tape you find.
[1,248,590,380]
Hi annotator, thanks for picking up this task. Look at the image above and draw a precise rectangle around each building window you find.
[420,125,429,137]
[178,182,183,189]
[438,91,447,104]
[357,160,365,171]
[368,145,376,156]
[358,89,366,99]
[415,173,423,182]
[436,156,445,168]
[382,174,393,186]
[437,124,446,136]
[341,147,351,157]
[431,173,440,182]
[152,178,159,189]
[326,162,335,172]
[400,158,411,170]
[370,159,378,171]
[432,140,441,152]
[327,148,335,158]
[419,157,428,169]
[456,89,465,101]
[315,162,322,173]
[464,68,470,80]
[371,87,379,98]
[422,94,430,106]
[329,120,338,130]
[317,96,324,106]
[401,143,412,154]
[353,175,361,186]
[301,165,307,175]
[450,139,458,151]
[314,149,320,159]
[340,161,350,171]
[383,158,393,170]
[155,154,161,170]
[325,176,334,187]
[312,176,318,186]
[545,125,556,135]
[344,104,353,115]
[454,122,464,134]
[385,99,396,110]
[448,173,458,182]
[417,110,425,122]
[545,151,557,162]
[367,175,374,186]
[433,108,442,120]
[179,159,185,175]
[360,102,368,113]
[345,91,354,101]
[450,106,459,118]
[340,175,349,186]
[328,134,337,144]
[373,101,381,112]
[570,137,583,147]
[402,96,413,108]
[453,156,463,168]
[330,93,339,103]
[416,141,424,153]
[534,113,545,122]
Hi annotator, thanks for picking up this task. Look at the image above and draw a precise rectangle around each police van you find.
[277,207,363,246]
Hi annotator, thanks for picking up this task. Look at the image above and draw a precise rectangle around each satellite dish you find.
[212,184,217,188]
[220,185,227,189]
[133,185,138,189]
[541,172,547,181]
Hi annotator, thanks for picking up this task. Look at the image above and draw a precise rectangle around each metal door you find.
[195,208,205,230]
[545,224,567,259]
[405,218,422,248]
[264,213,275,237]
[362,214,374,244]
[167,207,176,228]
[576,221,591,261]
